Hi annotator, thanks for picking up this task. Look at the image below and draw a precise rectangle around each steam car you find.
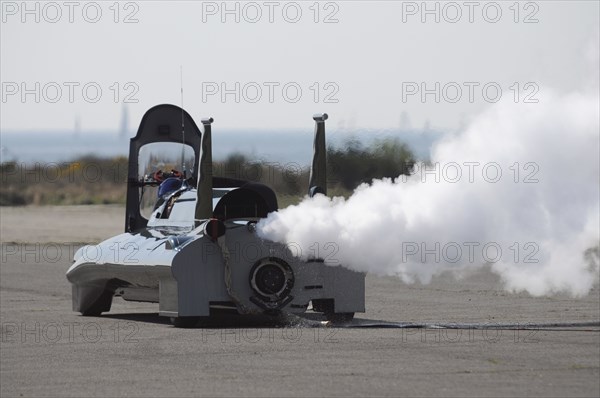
[66,105,365,327]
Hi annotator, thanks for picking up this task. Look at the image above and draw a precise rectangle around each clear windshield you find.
[138,142,195,219]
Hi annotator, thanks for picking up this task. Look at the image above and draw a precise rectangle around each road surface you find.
[1,206,598,397]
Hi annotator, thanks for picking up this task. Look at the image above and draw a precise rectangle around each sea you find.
[1,128,442,166]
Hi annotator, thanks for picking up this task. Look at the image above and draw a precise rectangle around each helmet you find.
[157,177,184,198]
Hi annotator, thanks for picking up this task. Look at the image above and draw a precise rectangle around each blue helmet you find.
[158,177,183,198]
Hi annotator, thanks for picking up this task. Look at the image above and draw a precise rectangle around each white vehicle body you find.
[66,105,365,326]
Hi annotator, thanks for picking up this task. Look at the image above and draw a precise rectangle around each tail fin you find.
[308,113,328,197]
[195,117,214,222]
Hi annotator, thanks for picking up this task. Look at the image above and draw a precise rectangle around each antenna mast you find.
[180,65,186,177]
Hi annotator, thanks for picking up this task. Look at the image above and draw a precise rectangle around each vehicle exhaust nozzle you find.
[195,117,214,222]
[308,113,328,197]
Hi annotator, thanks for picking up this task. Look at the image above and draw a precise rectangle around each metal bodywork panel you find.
[67,217,365,318]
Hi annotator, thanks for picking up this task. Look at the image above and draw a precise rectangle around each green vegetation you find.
[0,137,415,206]
[1,156,128,206]
[328,137,415,193]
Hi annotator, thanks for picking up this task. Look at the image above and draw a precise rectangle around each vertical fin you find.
[195,117,214,222]
[308,113,328,197]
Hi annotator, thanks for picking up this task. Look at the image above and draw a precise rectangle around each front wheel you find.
[79,289,114,316]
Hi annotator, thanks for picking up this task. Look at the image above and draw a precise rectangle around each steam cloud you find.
[257,89,600,297]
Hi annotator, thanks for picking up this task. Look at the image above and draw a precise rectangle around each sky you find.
[1,1,599,134]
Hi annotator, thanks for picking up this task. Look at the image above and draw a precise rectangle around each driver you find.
[157,177,186,218]
[152,170,186,217]
[158,177,184,199]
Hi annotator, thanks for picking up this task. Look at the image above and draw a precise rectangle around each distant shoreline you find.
[1,128,441,165]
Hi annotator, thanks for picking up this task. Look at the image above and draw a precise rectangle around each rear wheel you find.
[325,312,354,323]
[312,299,354,323]
[170,316,202,328]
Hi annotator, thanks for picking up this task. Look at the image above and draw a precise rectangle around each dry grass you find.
[1,157,128,206]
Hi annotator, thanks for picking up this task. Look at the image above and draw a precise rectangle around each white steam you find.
[257,89,600,297]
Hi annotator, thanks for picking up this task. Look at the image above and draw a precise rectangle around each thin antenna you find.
[180,65,186,177]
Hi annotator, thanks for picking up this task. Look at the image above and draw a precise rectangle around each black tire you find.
[312,299,332,314]
[170,316,201,328]
[81,310,102,317]
[313,299,354,323]
[80,289,114,316]
[325,312,355,323]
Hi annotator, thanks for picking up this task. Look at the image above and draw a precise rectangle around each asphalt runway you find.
[1,207,599,397]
